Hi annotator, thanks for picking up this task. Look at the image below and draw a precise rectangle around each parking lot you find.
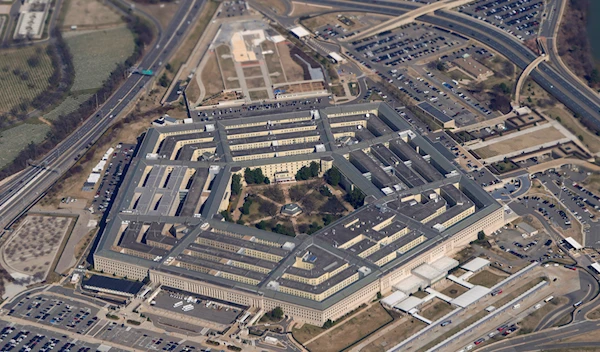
[90,321,207,352]
[493,228,557,263]
[152,289,243,326]
[216,0,247,18]
[0,321,113,352]
[92,144,135,214]
[458,0,544,40]
[6,295,100,335]
[349,23,467,67]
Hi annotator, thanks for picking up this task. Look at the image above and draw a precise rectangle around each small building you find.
[450,285,491,308]
[328,52,346,64]
[290,26,311,39]
[281,203,302,217]
[392,275,428,294]
[564,237,583,250]
[460,257,490,273]
[451,56,493,81]
[82,275,144,298]
[381,291,408,309]
[394,296,423,312]
[517,222,538,237]
[412,263,446,286]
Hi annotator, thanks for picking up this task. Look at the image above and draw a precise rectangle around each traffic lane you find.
[535,271,593,330]
[0,0,203,226]
[479,322,597,352]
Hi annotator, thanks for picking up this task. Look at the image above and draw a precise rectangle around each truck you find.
[173,301,183,308]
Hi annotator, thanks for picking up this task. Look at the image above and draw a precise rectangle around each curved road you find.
[296,0,600,130]
[0,0,207,229]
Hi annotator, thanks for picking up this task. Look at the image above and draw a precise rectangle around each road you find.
[286,0,600,131]
[0,0,206,230]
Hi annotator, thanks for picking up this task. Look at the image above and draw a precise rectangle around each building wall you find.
[96,206,505,326]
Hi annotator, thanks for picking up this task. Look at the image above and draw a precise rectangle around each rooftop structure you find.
[93,102,505,326]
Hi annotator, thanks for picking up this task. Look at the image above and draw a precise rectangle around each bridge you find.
[514,54,549,107]
[349,0,475,41]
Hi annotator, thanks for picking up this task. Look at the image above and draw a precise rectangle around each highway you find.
[0,0,206,229]
[292,0,600,131]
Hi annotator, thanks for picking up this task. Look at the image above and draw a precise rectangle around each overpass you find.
[514,54,549,107]
[350,0,474,41]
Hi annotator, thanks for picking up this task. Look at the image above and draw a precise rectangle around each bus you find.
[574,301,583,307]
[544,296,554,303]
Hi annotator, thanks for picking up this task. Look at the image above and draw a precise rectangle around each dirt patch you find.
[420,299,454,321]
[440,283,469,298]
[277,43,305,82]
[132,1,180,30]
[62,0,123,29]
[473,126,567,159]
[249,90,268,100]
[256,0,288,14]
[305,304,392,352]
[242,66,263,77]
[292,324,326,345]
[518,296,568,334]
[200,52,224,96]
[468,269,508,288]
[3,215,73,282]
[246,77,266,89]
[361,317,427,352]
[547,106,600,154]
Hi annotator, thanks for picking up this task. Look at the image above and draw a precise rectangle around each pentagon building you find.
[94,102,505,326]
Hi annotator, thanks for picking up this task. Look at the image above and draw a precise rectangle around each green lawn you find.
[65,26,134,92]
[0,124,51,168]
[0,45,54,113]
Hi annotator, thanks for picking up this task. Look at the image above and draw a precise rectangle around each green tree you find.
[158,73,170,87]
[271,307,284,320]
[345,188,365,209]
[309,161,320,177]
[231,174,242,195]
[256,220,269,230]
[295,166,311,180]
[323,319,334,329]
[477,230,486,241]
[324,167,341,186]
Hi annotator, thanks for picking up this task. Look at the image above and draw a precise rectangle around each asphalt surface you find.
[290,0,600,130]
[0,0,207,230]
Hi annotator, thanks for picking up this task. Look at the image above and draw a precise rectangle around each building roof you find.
[564,237,583,250]
[460,257,491,272]
[381,290,408,307]
[82,275,144,296]
[517,222,537,235]
[450,285,491,308]
[395,296,423,312]
[290,26,311,38]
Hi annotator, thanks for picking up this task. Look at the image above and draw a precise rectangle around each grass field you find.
[44,93,93,121]
[473,126,566,159]
[65,27,134,92]
[62,0,123,29]
[0,123,51,168]
[305,304,393,352]
[0,45,54,113]
[468,269,507,287]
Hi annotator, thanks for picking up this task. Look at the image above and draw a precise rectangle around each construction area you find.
[192,19,327,107]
